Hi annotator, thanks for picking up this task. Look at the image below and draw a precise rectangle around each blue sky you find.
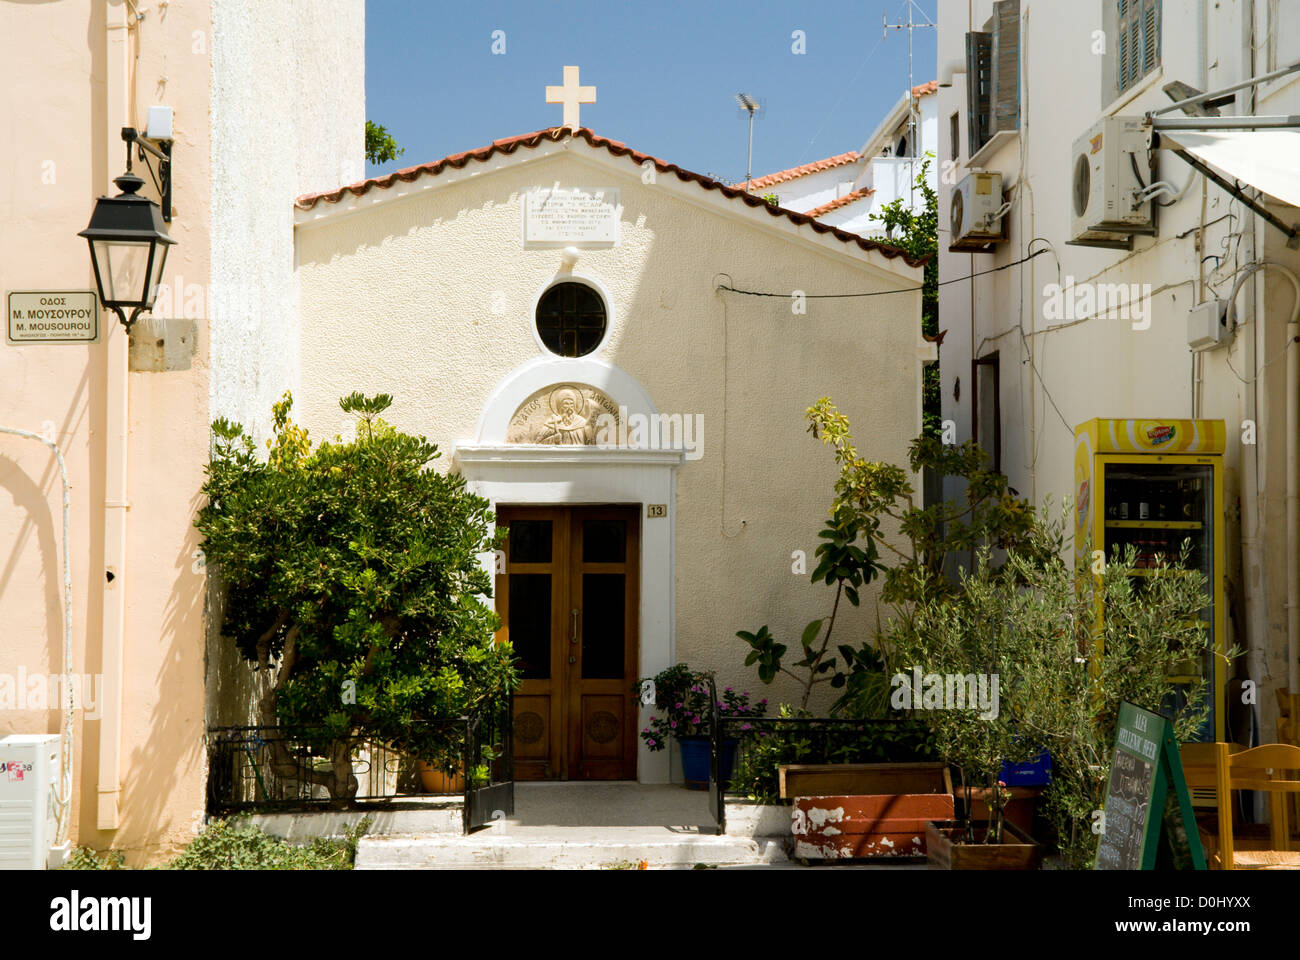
[364,0,936,184]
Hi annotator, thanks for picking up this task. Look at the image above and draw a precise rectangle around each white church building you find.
[286,93,931,783]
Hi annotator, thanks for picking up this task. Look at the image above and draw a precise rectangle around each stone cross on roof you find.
[546,65,596,131]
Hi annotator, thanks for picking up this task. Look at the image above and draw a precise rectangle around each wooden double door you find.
[496,506,639,780]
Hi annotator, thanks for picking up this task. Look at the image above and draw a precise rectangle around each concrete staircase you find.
[355,827,788,869]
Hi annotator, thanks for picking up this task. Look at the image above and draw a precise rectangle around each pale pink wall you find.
[0,0,210,863]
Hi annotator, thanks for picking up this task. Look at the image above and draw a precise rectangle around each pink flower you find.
[647,739,656,746]
[670,721,677,728]
[675,702,683,709]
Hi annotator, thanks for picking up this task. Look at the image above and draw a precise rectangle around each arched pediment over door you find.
[466,355,658,447]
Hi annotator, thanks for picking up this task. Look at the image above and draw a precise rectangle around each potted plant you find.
[887,527,1223,868]
[637,664,766,789]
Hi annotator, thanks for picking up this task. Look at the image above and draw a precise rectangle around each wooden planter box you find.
[783,763,955,860]
[792,792,955,860]
[925,819,1044,870]
[779,762,953,799]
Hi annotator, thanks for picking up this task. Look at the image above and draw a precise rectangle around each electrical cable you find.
[717,246,1050,300]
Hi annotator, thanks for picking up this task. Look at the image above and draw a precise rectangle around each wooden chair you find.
[1179,742,1233,867]
[1218,742,1300,870]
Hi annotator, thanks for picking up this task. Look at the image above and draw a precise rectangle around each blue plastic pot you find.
[678,736,739,790]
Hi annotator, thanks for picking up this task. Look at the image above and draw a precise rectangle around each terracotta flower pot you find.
[416,760,464,794]
[925,819,1044,870]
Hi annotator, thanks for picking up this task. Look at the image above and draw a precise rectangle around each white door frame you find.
[453,357,683,783]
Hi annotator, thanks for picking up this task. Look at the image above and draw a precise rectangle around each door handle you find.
[571,608,579,644]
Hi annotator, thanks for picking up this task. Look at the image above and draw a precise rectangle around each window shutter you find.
[990,0,1020,135]
[1141,0,1161,77]
[1116,0,1161,94]
[1117,0,1134,91]
[966,31,992,155]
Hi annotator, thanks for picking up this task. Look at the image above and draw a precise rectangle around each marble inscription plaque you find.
[522,186,620,247]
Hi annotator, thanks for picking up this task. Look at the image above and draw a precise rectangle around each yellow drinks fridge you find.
[1073,419,1226,742]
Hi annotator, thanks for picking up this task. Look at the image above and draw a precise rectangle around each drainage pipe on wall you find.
[97,0,132,832]
[0,427,73,846]
[1228,261,1300,714]
[1289,289,1300,702]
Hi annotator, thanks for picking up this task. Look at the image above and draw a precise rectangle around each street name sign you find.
[7,291,99,344]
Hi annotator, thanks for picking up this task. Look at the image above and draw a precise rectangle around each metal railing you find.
[708,706,936,834]
[208,705,514,835]
[463,698,515,833]
[207,720,465,809]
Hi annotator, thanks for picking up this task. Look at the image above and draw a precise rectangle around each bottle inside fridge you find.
[1102,461,1215,739]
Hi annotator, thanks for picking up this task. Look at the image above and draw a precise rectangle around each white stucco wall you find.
[209,0,365,443]
[292,139,926,776]
[759,163,866,215]
[938,0,1300,739]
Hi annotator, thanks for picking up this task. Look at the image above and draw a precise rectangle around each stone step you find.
[355,830,788,870]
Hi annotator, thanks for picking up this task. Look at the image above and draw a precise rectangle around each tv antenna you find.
[883,1,936,205]
[736,93,761,191]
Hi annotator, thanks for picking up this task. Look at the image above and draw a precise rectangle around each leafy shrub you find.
[887,518,1229,863]
[167,817,367,870]
[196,392,517,797]
[61,846,126,870]
[62,816,370,870]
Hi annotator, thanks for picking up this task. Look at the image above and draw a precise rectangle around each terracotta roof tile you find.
[805,187,875,220]
[911,80,938,98]
[295,128,926,268]
[740,151,862,192]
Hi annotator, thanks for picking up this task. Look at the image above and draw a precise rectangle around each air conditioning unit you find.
[949,171,1007,252]
[1068,116,1156,249]
[0,734,62,869]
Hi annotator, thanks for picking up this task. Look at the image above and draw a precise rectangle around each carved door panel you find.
[497,507,566,780]
[567,507,639,780]
[496,506,638,780]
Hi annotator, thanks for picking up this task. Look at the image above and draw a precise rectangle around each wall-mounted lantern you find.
[78,127,174,329]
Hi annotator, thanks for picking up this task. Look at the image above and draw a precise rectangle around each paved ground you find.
[506,781,716,829]
[353,782,933,868]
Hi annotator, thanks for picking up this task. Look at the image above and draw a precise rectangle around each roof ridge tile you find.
[294,128,925,268]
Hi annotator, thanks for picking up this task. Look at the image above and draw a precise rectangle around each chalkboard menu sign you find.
[1095,702,1206,870]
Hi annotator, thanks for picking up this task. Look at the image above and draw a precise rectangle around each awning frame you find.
[1143,60,1300,247]
[1152,132,1300,249]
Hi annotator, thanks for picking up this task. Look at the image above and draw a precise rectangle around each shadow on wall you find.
[108,486,208,863]
[0,453,62,724]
